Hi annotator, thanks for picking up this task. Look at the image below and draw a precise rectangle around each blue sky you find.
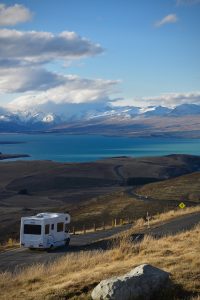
[0,0,200,112]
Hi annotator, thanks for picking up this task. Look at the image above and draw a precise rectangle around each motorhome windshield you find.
[24,224,41,235]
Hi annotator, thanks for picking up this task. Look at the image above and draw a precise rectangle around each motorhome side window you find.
[51,224,54,230]
[45,224,50,234]
[57,222,64,232]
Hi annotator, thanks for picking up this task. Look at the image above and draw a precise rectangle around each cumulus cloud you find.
[146,92,200,107]
[0,29,103,67]
[7,76,119,111]
[176,0,200,5]
[114,91,200,108]
[0,11,119,115]
[155,14,178,27]
[0,4,32,26]
[0,67,66,93]
[0,26,115,113]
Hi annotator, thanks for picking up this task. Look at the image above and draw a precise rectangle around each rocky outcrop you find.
[91,264,170,300]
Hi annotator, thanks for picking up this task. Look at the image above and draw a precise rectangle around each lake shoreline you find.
[0,134,200,163]
[0,153,30,160]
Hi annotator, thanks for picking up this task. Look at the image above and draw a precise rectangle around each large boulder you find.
[91,264,170,300]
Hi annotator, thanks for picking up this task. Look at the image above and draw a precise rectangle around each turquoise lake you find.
[0,134,200,162]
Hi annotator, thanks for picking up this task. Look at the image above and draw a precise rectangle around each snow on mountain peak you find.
[42,114,55,123]
[0,103,200,132]
[138,106,156,114]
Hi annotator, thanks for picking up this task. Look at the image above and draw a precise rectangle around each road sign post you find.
[146,212,150,229]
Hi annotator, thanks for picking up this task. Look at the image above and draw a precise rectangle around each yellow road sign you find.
[179,202,186,209]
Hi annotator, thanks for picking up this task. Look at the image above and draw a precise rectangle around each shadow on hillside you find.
[153,280,198,300]
[47,239,113,253]
[52,278,198,300]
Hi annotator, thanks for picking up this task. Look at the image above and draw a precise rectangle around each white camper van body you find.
[20,212,70,249]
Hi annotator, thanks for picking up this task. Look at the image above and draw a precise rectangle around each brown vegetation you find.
[138,172,200,202]
[1,154,200,242]
[133,205,200,228]
[0,207,199,300]
[3,154,200,242]
[0,238,19,253]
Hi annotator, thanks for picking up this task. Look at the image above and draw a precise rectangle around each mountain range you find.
[1,103,200,137]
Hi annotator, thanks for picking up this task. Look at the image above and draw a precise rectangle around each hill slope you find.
[137,172,200,202]
[1,154,200,242]
[0,208,200,300]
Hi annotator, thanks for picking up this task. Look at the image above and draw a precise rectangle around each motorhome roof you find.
[24,212,66,220]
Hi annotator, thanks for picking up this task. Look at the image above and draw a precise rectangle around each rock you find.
[91,264,170,300]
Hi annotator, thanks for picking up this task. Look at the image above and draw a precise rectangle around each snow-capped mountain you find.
[18,111,63,124]
[168,104,200,116]
[85,104,200,120]
[0,109,63,132]
[138,106,171,117]
[0,110,62,124]
[0,103,200,133]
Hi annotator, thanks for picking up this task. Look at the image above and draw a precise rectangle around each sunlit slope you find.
[138,172,200,202]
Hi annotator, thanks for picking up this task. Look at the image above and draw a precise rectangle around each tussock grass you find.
[0,238,19,253]
[133,205,200,230]
[71,195,200,235]
[0,207,200,299]
[137,172,200,202]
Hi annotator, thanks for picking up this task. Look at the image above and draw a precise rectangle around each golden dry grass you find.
[137,172,200,202]
[70,193,200,234]
[0,208,200,300]
[0,238,19,253]
[132,205,200,230]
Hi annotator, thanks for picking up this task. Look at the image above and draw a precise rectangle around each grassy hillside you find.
[137,172,200,202]
[0,207,200,300]
[0,191,178,243]
[67,192,181,231]
[1,154,200,242]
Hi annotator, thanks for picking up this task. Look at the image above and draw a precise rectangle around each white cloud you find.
[155,14,178,27]
[0,26,114,113]
[176,0,200,5]
[0,4,32,26]
[7,76,120,111]
[0,29,103,67]
[0,7,118,116]
[0,67,66,93]
[114,91,200,107]
[144,91,200,107]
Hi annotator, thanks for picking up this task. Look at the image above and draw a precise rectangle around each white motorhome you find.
[20,212,70,249]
